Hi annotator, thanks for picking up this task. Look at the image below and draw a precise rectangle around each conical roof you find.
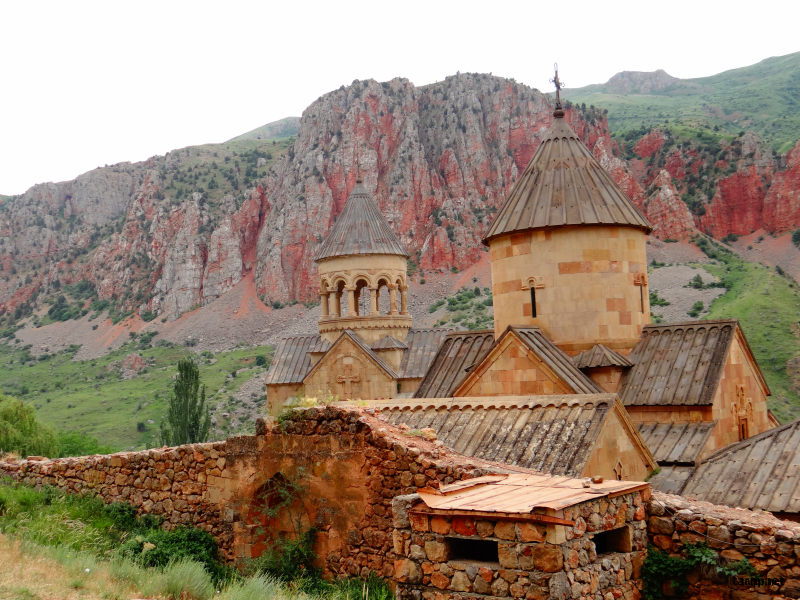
[483,114,651,244]
[315,181,408,261]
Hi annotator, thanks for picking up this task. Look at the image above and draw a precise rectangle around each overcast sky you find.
[2,0,798,195]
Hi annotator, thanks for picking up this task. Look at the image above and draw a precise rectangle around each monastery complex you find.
[266,93,783,510]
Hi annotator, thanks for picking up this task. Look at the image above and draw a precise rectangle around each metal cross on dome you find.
[551,64,564,112]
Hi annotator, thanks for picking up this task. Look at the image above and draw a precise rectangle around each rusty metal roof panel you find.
[637,422,715,464]
[682,419,800,513]
[400,328,453,380]
[374,395,614,476]
[413,330,495,397]
[265,334,318,384]
[314,181,408,260]
[620,320,737,407]
[573,344,633,369]
[483,117,651,244]
[510,327,603,394]
[417,473,647,514]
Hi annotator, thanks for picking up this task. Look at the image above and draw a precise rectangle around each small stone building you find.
[392,473,649,600]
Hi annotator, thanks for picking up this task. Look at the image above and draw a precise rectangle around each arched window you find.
[376,278,391,315]
[354,278,370,316]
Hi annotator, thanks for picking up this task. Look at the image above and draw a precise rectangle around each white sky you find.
[1,0,798,195]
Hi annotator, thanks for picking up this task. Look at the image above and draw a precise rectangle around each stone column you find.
[332,292,341,317]
[320,292,329,317]
[370,288,379,315]
[347,288,357,317]
[400,287,408,315]
[389,285,398,315]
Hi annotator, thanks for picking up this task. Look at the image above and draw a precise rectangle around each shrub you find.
[143,559,214,600]
[0,395,58,457]
[255,355,268,367]
[793,229,800,250]
[56,432,114,457]
[121,526,224,580]
[246,528,319,585]
[687,301,705,318]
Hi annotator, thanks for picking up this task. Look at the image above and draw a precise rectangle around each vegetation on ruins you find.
[0,478,393,600]
[643,543,755,599]
[160,359,211,446]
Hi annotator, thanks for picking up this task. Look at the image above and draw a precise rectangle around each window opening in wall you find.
[592,525,632,555]
[639,284,645,313]
[530,287,537,318]
[446,537,499,565]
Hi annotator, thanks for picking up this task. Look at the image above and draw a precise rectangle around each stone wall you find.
[0,406,519,575]
[648,491,800,599]
[392,489,649,600]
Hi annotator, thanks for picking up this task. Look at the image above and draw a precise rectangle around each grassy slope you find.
[0,342,273,451]
[568,52,800,152]
[700,255,800,422]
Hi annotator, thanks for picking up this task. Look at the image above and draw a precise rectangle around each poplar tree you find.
[160,359,210,446]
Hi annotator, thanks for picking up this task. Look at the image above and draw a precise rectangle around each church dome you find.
[315,181,408,261]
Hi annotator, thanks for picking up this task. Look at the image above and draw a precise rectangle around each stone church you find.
[266,94,774,492]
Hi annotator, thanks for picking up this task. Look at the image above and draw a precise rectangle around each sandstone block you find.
[424,540,447,562]
[532,544,563,573]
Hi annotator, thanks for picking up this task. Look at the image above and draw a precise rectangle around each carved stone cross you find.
[336,363,361,399]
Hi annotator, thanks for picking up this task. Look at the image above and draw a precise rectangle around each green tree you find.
[0,394,58,457]
[160,359,210,446]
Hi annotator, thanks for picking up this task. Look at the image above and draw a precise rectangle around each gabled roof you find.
[620,320,738,407]
[413,330,495,397]
[304,330,399,381]
[638,422,715,465]
[573,344,633,369]
[483,116,650,244]
[469,326,602,395]
[372,336,408,350]
[373,395,615,476]
[399,328,453,380]
[682,418,800,514]
[265,334,319,384]
[314,180,407,260]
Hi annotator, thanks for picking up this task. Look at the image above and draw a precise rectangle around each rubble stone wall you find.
[648,492,800,600]
[392,489,649,600]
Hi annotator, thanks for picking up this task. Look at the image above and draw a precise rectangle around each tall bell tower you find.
[315,180,412,344]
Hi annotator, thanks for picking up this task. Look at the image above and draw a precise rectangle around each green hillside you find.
[568,52,800,153]
[0,339,273,451]
[695,240,800,422]
[227,116,300,142]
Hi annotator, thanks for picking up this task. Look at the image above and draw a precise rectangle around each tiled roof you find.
[620,320,737,407]
[265,334,319,384]
[375,395,614,476]
[413,330,495,397]
[573,344,633,369]
[372,336,408,350]
[417,473,648,515]
[647,466,695,496]
[314,181,407,260]
[483,117,650,244]
[682,419,800,514]
[399,328,452,380]
[637,422,715,464]
[507,327,602,394]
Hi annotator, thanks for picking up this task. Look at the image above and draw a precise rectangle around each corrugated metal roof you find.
[399,328,452,380]
[314,181,407,260]
[637,422,715,464]
[372,336,408,350]
[483,117,651,244]
[573,344,633,369]
[620,320,737,407]
[265,334,319,384]
[413,330,495,397]
[647,466,695,496]
[682,419,800,514]
[417,473,647,514]
[509,327,602,394]
[375,395,614,476]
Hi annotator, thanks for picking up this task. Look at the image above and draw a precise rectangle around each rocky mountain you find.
[1,70,799,328]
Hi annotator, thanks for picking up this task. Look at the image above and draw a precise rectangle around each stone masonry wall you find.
[392,489,649,600]
[647,491,800,599]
